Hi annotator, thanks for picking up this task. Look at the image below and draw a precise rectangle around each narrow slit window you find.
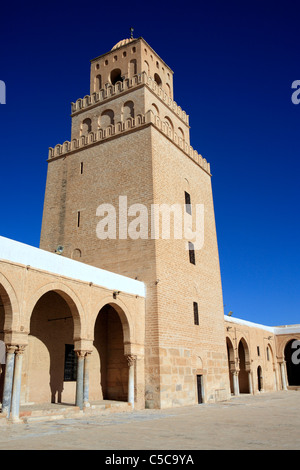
[257,346,260,356]
[80,162,83,174]
[193,301,199,325]
[185,191,191,215]
[77,211,81,227]
[188,241,195,264]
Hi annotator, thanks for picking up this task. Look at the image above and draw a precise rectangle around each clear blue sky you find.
[0,0,299,326]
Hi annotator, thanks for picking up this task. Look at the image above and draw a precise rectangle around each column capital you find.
[5,345,18,354]
[75,350,88,359]
[6,344,27,354]
[15,345,27,355]
[126,354,137,367]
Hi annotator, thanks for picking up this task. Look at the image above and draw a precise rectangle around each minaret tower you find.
[40,35,230,408]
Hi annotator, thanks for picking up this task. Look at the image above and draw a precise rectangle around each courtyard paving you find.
[0,391,299,450]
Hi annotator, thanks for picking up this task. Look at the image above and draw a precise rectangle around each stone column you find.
[273,367,278,391]
[83,351,91,408]
[10,346,26,422]
[1,345,17,417]
[248,370,253,394]
[232,370,240,396]
[280,361,288,390]
[127,355,137,409]
[75,351,85,410]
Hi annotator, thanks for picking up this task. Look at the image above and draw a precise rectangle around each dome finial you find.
[130,27,134,39]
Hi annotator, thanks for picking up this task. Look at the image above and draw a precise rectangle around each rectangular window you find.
[185,191,191,215]
[64,344,77,382]
[193,301,199,325]
[188,241,195,264]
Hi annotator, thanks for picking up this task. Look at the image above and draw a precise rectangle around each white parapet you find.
[0,236,145,298]
[224,314,300,335]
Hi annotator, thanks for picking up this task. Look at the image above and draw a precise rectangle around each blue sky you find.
[0,0,299,326]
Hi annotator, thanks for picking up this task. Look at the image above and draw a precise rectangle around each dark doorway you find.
[257,366,262,391]
[284,340,300,386]
[94,304,128,401]
[238,340,250,393]
[196,375,203,404]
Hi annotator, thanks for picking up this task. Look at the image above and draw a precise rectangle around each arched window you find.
[151,103,159,116]
[144,60,150,75]
[154,73,162,86]
[110,68,123,85]
[100,109,114,127]
[81,118,92,135]
[178,127,185,140]
[164,116,174,132]
[95,74,102,91]
[123,101,135,120]
[129,59,137,76]
[166,83,171,97]
[71,248,82,260]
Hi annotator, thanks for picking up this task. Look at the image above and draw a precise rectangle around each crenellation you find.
[71,71,189,126]
[48,110,210,174]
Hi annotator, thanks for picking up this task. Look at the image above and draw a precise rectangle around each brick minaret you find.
[40,36,230,408]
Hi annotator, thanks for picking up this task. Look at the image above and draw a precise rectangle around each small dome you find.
[111,38,135,50]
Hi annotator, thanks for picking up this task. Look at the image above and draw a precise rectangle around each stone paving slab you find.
[0,391,299,450]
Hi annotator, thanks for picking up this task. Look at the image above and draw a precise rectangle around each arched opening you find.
[81,118,92,136]
[226,337,235,394]
[93,304,129,402]
[164,116,174,131]
[178,127,185,141]
[110,68,123,85]
[238,339,250,393]
[95,74,102,92]
[100,109,114,128]
[154,73,162,86]
[144,60,150,75]
[257,366,263,391]
[71,248,82,260]
[129,59,137,76]
[123,100,135,120]
[26,290,79,405]
[151,103,159,117]
[284,339,300,386]
[166,82,171,97]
